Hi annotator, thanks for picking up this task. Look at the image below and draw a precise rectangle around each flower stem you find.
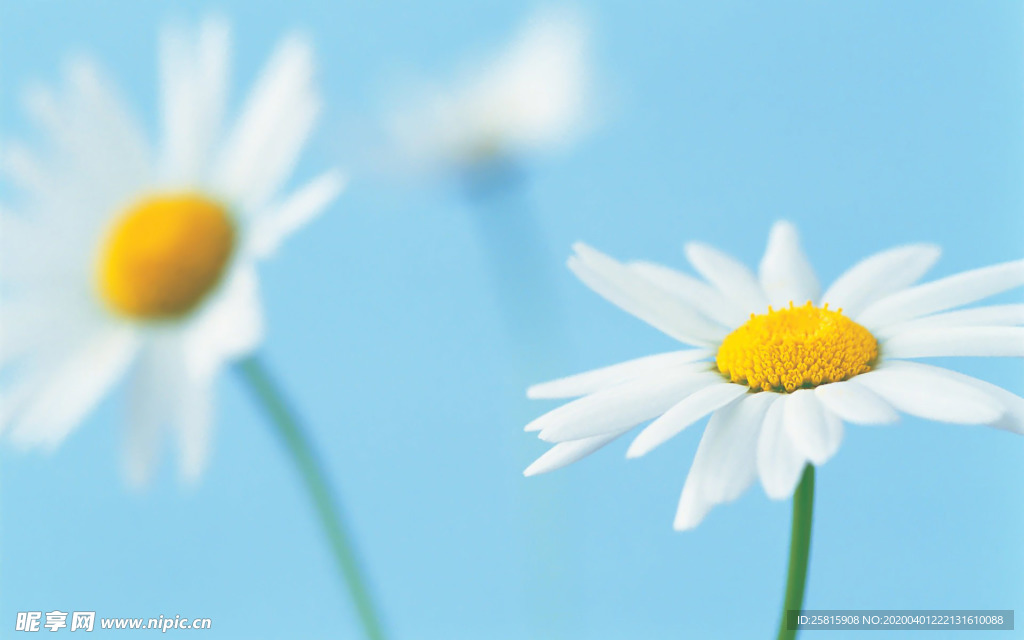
[238,356,387,640]
[776,464,815,640]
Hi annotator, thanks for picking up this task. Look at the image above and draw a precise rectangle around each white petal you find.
[882,327,1024,359]
[783,389,843,465]
[875,304,1024,339]
[182,264,264,381]
[125,334,214,484]
[857,259,1024,329]
[0,296,79,370]
[10,65,149,225]
[758,221,820,308]
[626,382,748,458]
[159,25,194,176]
[386,8,589,166]
[530,371,721,442]
[9,327,139,447]
[160,18,231,183]
[0,375,42,433]
[248,169,347,258]
[175,375,213,483]
[0,203,92,286]
[673,393,777,531]
[757,396,808,500]
[854,361,1005,424]
[65,58,153,192]
[469,7,589,151]
[629,261,746,328]
[1,142,48,194]
[821,244,941,318]
[695,393,777,504]
[923,368,1024,435]
[684,242,769,314]
[527,349,713,399]
[569,243,728,345]
[20,82,69,156]
[35,58,153,217]
[814,380,899,425]
[523,431,622,476]
[18,80,137,207]
[0,211,38,285]
[124,338,175,487]
[673,485,713,532]
[1,296,109,399]
[214,34,320,212]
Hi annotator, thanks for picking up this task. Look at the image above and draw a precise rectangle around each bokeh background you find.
[2,0,1023,638]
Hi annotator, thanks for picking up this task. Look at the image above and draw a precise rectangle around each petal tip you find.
[768,219,798,237]
[536,429,560,442]
[625,439,647,459]
[672,516,698,532]
[523,419,543,432]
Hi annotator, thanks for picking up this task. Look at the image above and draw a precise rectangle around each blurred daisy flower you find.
[385,6,592,175]
[0,18,345,485]
[525,222,1024,530]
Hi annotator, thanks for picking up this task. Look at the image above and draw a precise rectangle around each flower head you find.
[386,6,592,174]
[0,18,344,484]
[525,222,1024,530]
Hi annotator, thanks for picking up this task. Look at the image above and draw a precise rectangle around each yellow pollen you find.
[716,301,878,393]
[97,193,235,319]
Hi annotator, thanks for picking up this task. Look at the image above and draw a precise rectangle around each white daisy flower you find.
[0,18,345,485]
[525,222,1024,530]
[386,6,591,173]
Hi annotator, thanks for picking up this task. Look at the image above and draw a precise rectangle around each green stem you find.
[237,356,387,640]
[776,465,815,640]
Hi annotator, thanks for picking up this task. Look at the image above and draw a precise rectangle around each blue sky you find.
[2,0,1023,638]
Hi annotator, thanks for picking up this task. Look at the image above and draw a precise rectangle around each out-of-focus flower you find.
[524,222,1024,530]
[386,7,592,174]
[0,18,344,485]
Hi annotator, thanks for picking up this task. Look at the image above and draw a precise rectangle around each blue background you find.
[2,0,1023,638]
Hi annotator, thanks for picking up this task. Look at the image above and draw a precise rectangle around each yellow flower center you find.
[97,193,235,319]
[716,302,878,393]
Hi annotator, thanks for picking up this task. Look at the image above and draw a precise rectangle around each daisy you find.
[385,6,591,174]
[0,18,345,485]
[2,20,390,639]
[524,221,1024,531]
